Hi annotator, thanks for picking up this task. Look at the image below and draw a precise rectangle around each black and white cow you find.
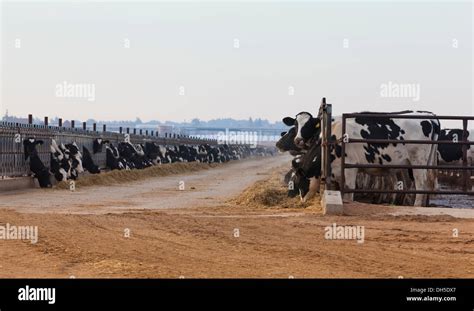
[50,139,69,181]
[282,111,440,206]
[117,142,153,169]
[50,140,85,181]
[105,144,127,170]
[82,146,101,174]
[143,142,163,165]
[23,138,52,188]
[438,129,474,165]
[63,142,84,178]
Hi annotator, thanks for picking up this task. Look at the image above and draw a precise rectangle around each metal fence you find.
[340,114,474,205]
[0,121,218,178]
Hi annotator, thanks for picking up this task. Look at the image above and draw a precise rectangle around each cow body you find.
[23,138,52,188]
[82,146,101,174]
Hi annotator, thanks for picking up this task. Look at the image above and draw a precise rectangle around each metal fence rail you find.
[0,121,218,178]
[340,114,474,203]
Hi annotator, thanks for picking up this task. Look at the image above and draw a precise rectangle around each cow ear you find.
[280,131,287,137]
[283,117,295,126]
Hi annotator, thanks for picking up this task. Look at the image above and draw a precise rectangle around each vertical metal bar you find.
[462,119,469,192]
[320,99,327,195]
[326,104,332,189]
[341,114,346,196]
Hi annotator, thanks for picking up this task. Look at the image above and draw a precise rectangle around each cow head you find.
[276,127,304,155]
[134,143,145,157]
[283,112,321,148]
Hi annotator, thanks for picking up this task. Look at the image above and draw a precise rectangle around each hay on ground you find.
[231,171,320,209]
[56,162,220,189]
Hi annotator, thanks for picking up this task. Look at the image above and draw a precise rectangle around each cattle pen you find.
[0,118,219,179]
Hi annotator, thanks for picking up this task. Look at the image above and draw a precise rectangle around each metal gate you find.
[340,114,474,204]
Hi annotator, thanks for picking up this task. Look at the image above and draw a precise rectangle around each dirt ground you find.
[0,155,473,278]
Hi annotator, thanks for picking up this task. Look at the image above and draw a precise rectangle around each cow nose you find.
[294,138,303,146]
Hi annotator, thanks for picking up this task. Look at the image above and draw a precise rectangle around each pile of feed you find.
[56,162,220,189]
[230,170,321,210]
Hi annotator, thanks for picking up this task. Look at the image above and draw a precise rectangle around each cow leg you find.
[342,168,357,201]
[412,169,428,206]
[302,177,320,201]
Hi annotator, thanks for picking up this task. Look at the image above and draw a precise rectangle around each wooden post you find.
[58,118,63,127]
[71,120,75,128]
[28,114,33,124]
[83,122,87,131]
[103,124,107,132]
[93,123,97,132]
[44,117,48,127]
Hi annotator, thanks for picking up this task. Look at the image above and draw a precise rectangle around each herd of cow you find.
[23,137,273,188]
[276,110,473,207]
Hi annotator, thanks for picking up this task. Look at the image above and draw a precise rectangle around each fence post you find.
[93,123,96,132]
[44,117,48,127]
[325,102,332,190]
[341,114,346,198]
[58,118,63,127]
[126,128,130,134]
[103,124,106,132]
[71,120,75,129]
[28,114,33,124]
[83,122,87,131]
[462,119,469,193]
[119,127,123,134]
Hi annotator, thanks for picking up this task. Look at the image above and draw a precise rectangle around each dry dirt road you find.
[0,155,473,278]
[0,156,291,214]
